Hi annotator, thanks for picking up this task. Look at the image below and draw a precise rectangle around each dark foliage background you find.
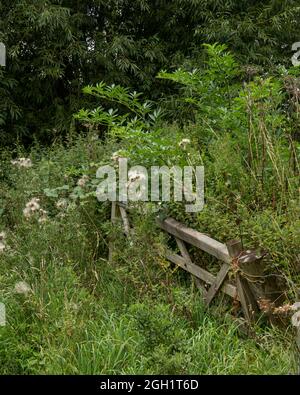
[0,0,299,144]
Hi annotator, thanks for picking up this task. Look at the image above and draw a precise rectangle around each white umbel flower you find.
[11,158,33,168]
[111,151,121,162]
[128,169,146,183]
[178,138,191,149]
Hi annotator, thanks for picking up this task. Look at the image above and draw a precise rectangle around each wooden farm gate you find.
[109,202,273,325]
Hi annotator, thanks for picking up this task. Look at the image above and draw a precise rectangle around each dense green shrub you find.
[75,44,300,297]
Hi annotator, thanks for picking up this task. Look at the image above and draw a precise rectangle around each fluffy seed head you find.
[77,175,89,187]
[14,281,31,295]
[11,158,33,168]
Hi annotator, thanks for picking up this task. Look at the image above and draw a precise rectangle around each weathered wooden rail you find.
[109,202,275,324]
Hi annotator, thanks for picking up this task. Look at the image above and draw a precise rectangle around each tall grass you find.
[0,137,297,374]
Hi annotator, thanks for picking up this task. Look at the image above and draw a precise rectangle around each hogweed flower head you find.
[11,158,32,169]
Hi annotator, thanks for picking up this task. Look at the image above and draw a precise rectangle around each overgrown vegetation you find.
[0,136,296,374]
[76,44,300,296]
[0,2,299,375]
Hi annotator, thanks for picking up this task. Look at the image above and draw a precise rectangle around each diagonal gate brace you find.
[175,237,208,297]
[204,263,230,306]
